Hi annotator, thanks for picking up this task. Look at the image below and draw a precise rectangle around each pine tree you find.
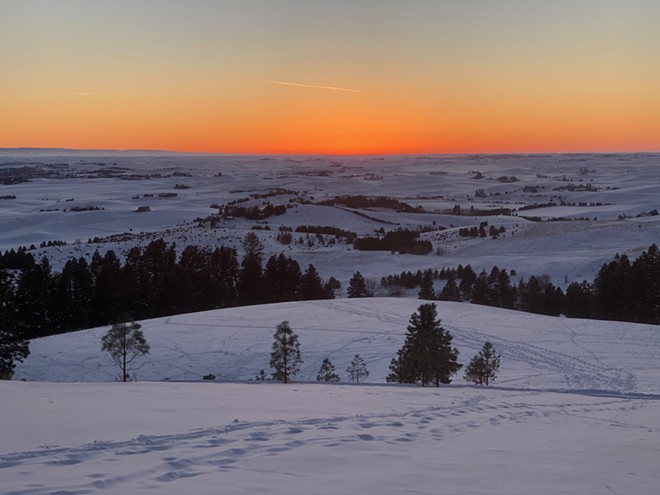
[237,232,264,305]
[347,271,371,298]
[270,321,302,383]
[438,277,461,301]
[464,341,501,386]
[471,270,490,305]
[300,264,327,300]
[263,254,301,303]
[346,354,369,383]
[13,258,52,339]
[0,273,30,380]
[90,249,122,326]
[418,270,436,300]
[316,357,340,382]
[0,331,30,380]
[387,303,461,386]
[101,313,150,382]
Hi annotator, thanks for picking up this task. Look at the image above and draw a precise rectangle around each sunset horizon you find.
[3,1,659,155]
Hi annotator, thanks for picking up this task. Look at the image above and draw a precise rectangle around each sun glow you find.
[1,1,659,154]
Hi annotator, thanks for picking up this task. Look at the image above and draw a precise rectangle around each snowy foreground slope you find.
[2,382,659,495]
[4,299,660,494]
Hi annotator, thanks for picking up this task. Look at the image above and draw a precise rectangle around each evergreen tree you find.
[300,264,327,300]
[464,341,501,386]
[0,330,30,380]
[438,277,461,302]
[90,250,122,327]
[238,233,264,305]
[347,271,371,298]
[0,272,30,379]
[458,264,477,299]
[542,283,563,316]
[563,280,594,318]
[175,245,212,313]
[51,257,93,333]
[387,303,461,386]
[593,254,630,320]
[624,244,660,323]
[519,276,543,313]
[101,313,150,382]
[490,267,516,309]
[270,321,302,383]
[208,246,239,308]
[418,270,436,300]
[316,357,340,382]
[471,270,490,305]
[13,257,52,339]
[135,240,177,319]
[263,254,301,303]
[346,354,369,383]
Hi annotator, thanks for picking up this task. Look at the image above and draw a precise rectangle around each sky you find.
[1,0,659,154]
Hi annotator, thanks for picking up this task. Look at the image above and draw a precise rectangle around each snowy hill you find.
[4,297,660,495]
[15,298,660,395]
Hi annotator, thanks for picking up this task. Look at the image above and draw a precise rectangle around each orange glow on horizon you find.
[2,1,659,155]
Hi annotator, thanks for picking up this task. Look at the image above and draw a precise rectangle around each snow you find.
[5,298,660,494]
[2,151,660,288]
[2,382,659,494]
[13,298,660,394]
[3,151,660,494]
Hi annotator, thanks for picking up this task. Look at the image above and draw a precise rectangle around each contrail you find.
[71,92,96,95]
[264,80,366,94]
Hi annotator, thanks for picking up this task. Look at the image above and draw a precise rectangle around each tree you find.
[0,271,30,379]
[270,321,302,383]
[90,249,122,326]
[13,257,52,339]
[346,354,369,383]
[237,232,264,305]
[438,277,461,302]
[101,313,150,382]
[387,303,461,386]
[418,270,435,300]
[347,271,371,298]
[263,253,301,303]
[300,264,327,301]
[0,331,30,380]
[464,341,501,386]
[316,357,340,382]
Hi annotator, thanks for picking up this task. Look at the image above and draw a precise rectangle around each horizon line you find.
[1,146,659,157]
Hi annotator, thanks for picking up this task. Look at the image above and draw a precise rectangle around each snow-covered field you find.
[3,150,660,494]
[5,298,660,494]
[2,150,660,286]
[3,381,658,495]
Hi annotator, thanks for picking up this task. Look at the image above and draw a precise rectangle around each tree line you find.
[383,244,659,325]
[0,234,335,343]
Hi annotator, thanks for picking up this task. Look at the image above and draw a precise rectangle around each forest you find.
[0,236,335,340]
[1,242,658,347]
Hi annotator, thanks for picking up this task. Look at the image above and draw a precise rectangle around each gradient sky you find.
[1,0,659,154]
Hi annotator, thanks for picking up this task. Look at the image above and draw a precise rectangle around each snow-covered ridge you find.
[16,298,660,395]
